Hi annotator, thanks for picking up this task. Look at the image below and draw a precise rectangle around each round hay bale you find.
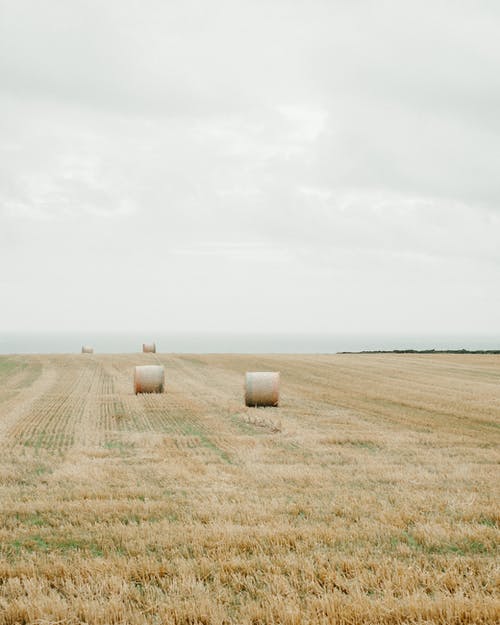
[142,342,156,353]
[81,346,94,354]
[134,365,165,394]
[245,372,280,407]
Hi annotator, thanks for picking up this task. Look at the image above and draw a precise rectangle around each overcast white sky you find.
[1,0,499,334]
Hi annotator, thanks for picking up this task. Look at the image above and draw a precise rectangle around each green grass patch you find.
[0,359,20,377]
[8,534,105,556]
[34,464,51,476]
[121,514,142,525]
[112,399,126,420]
[328,438,382,451]
[103,439,135,455]
[400,531,491,555]
[23,513,46,527]
[11,535,49,553]
[182,424,232,464]
[23,431,74,451]
[478,515,498,528]
[52,538,103,556]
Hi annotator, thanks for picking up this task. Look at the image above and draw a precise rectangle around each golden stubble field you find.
[0,353,498,624]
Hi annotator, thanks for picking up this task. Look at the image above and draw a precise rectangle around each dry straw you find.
[81,346,94,354]
[134,365,165,394]
[245,371,280,407]
[142,343,156,353]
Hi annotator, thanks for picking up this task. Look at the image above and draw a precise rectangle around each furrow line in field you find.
[74,360,106,447]
[4,358,97,452]
[0,358,57,447]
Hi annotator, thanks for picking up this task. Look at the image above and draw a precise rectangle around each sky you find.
[1,0,499,335]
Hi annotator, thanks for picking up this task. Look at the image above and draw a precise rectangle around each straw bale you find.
[245,371,280,407]
[134,365,165,394]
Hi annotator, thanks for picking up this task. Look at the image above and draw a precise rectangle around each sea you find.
[0,332,498,355]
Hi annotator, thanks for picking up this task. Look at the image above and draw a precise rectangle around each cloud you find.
[171,241,293,263]
[0,0,499,334]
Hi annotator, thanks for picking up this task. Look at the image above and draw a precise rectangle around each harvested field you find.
[0,353,498,624]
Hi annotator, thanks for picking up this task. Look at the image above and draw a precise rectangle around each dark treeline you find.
[338,349,500,354]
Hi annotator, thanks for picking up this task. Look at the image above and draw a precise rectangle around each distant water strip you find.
[0,333,499,354]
